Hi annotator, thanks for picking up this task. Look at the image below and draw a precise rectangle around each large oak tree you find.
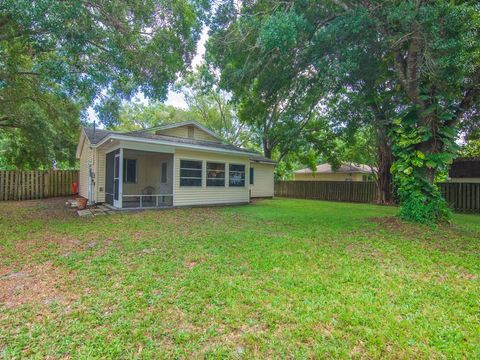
[209,0,479,222]
[0,0,209,168]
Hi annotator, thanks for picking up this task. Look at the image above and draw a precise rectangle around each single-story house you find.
[294,163,373,182]
[448,157,480,183]
[76,120,276,209]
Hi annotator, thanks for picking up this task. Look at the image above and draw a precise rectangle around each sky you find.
[86,27,209,124]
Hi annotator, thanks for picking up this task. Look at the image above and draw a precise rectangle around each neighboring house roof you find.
[81,126,276,164]
[294,163,373,174]
[449,157,480,178]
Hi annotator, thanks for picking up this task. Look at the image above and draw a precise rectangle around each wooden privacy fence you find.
[0,170,79,201]
[275,181,377,203]
[439,182,480,212]
[275,180,480,212]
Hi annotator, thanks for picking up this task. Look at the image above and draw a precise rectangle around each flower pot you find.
[76,197,88,210]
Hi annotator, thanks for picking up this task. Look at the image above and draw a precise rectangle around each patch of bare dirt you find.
[0,261,77,309]
[9,231,118,265]
[367,216,457,241]
[17,232,81,255]
[458,271,477,281]
[313,323,335,338]
[345,242,383,261]
[0,197,77,222]
[184,261,198,269]
[369,216,422,233]
[349,340,368,359]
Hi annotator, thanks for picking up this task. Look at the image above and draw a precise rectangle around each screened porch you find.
[105,149,173,209]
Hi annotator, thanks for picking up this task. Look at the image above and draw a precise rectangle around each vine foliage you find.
[390,108,458,224]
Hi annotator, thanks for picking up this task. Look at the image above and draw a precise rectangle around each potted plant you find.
[76,197,88,210]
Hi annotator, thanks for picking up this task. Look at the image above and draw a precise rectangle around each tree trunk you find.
[369,104,394,205]
[263,138,272,159]
[375,128,393,204]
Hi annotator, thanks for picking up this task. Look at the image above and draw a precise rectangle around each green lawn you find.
[0,198,479,358]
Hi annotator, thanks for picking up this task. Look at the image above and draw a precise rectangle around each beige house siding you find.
[79,143,105,203]
[294,173,366,182]
[250,163,275,197]
[78,137,93,199]
[173,149,250,206]
[156,125,219,142]
[95,148,106,203]
[156,127,187,138]
[191,128,218,142]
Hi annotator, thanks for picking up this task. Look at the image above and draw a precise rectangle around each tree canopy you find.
[207,0,480,222]
[112,69,254,149]
[0,0,209,168]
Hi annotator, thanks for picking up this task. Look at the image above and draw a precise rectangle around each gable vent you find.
[187,126,194,138]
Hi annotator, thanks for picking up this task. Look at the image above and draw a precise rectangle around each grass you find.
[0,198,479,358]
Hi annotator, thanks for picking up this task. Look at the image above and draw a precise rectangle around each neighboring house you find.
[294,163,373,182]
[448,157,480,183]
[76,120,276,209]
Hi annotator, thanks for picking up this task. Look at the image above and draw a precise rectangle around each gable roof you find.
[132,120,222,141]
[83,127,113,145]
[295,163,373,174]
[81,126,275,164]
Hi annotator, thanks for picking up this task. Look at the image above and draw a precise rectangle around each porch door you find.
[160,161,169,193]
[113,153,120,207]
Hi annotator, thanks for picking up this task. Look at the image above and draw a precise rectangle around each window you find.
[207,162,225,186]
[229,164,245,187]
[123,159,137,183]
[249,167,254,185]
[161,162,167,183]
[180,160,202,186]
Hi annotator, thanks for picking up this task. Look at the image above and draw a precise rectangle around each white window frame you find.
[179,159,203,187]
[229,164,246,187]
[206,162,226,187]
[123,158,137,184]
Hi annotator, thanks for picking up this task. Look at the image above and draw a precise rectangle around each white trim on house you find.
[94,133,256,158]
[178,158,203,188]
[118,148,124,208]
[172,149,176,201]
[250,160,276,165]
[76,130,86,158]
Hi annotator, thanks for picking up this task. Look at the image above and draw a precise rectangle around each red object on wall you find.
[71,182,78,195]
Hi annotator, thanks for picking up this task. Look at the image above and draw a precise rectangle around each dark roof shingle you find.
[83,127,113,145]
[82,127,276,164]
